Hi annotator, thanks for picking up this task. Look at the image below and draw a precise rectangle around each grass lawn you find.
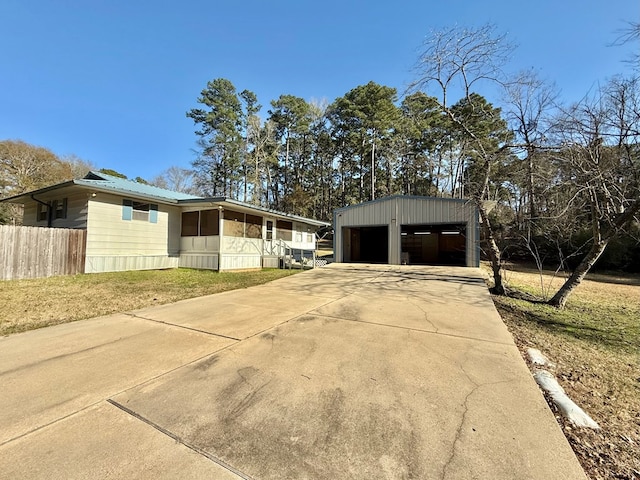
[0,268,299,336]
[491,264,640,480]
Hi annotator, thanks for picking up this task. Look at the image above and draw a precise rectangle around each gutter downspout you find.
[31,194,53,227]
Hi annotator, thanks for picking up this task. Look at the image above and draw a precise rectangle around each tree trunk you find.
[371,138,376,200]
[547,239,609,309]
[476,198,505,295]
[547,200,639,308]
[526,148,536,219]
[284,132,290,193]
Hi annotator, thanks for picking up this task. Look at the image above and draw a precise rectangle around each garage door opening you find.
[342,226,388,263]
[401,224,466,266]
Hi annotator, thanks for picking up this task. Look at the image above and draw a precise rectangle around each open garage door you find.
[401,224,466,266]
[342,226,388,263]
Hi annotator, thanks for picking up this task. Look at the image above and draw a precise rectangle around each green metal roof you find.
[76,171,199,202]
[0,171,200,205]
[1,171,330,227]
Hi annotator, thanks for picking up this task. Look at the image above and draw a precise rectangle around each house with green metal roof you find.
[1,171,330,273]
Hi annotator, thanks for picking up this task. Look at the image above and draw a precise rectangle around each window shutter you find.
[122,199,133,220]
[149,204,158,223]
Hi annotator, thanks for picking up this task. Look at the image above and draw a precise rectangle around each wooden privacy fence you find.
[0,225,86,280]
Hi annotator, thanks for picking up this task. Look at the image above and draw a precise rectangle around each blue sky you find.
[1,0,638,180]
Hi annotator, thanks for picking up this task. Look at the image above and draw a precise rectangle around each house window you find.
[122,200,158,223]
[54,198,68,219]
[37,203,47,222]
[307,232,313,243]
[36,198,68,222]
[266,220,273,240]
[132,202,150,221]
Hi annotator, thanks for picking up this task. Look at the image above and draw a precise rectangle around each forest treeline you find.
[177,25,639,289]
[1,24,638,306]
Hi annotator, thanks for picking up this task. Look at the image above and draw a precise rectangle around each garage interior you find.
[342,226,389,263]
[401,224,466,266]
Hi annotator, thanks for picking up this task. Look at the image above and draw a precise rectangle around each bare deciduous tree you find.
[0,140,78,224]
[151,166,197,195]
[547,77,640,308]
[503,70,558,222]
[410,24,515,294]
[611,21,640,72]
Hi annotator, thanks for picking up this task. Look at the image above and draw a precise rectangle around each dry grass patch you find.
[491,264,640,480]
[0,268,299,336]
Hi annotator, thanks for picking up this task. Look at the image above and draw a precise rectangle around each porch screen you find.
[276,220,293,241]
[181,211,198,236]
[246,214,262,238]
[200,209,219,236]
[223,209,245,237]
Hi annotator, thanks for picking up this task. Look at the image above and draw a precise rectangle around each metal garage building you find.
[333,196,480,267]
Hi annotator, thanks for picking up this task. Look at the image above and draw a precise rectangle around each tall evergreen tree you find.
[187,78,243,197]
[239,89,261,203]
[268,95,313,209]
[397,92,448,196]
[328,82,399,201]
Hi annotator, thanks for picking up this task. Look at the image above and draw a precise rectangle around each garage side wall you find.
[334,196,479,267]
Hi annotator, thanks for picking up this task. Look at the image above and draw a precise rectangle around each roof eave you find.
[177,197,331,227]
[0,180,76,203]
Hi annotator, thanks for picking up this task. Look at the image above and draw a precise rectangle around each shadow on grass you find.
[494,297,639,352]
[502,262,640,287]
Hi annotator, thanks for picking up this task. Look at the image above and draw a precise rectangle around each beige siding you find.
[22,204,37,226]
[167,205,181,254]
[22,191,88,229]
[85,194,173,256]
[291,222,316,250]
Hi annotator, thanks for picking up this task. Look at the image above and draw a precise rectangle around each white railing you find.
[264,238,320,270]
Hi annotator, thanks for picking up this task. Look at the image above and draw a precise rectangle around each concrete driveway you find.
[0,264,586,479]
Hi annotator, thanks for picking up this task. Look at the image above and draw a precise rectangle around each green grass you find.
[496,295,640,353]
[0,268,299,336]
[494,265,640,353]
[491,265,640,479]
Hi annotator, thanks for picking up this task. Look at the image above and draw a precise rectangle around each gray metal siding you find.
[336,201,395,226]
[334,196,479,267]
[397,197,469,225]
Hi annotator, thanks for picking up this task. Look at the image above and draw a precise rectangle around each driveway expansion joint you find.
[309,312,516,346]
[0,400,106,447]
[125,313,242,341]
[106,399,255,480]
